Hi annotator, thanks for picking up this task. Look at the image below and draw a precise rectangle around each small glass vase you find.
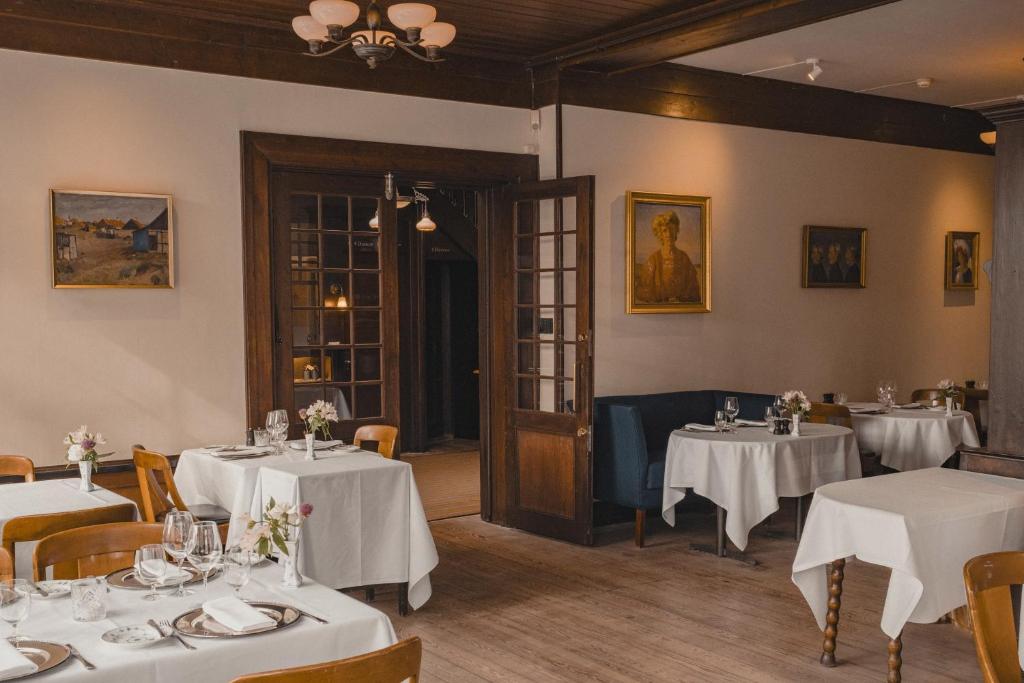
[78,460,95,492]
[304,433,316,461]
[280,539,302,589]
[946,396,954,417]
[792,413,802,437]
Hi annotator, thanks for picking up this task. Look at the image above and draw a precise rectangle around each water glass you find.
[136,545,168,601]
[266,409,289,453]
[764,406,775,433]
[724,396,739,425]
[162,510,196,597]
[714,410,728,432]
[0,580,30,642]
[224,548,255,598]
[70,577,106,622]
[188,521,223,592]
[835,392,848,406]
[253,428,271,447]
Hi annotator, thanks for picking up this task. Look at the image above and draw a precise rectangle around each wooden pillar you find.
[985,108,1024,452]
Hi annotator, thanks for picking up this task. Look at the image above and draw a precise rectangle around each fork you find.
[65,643,95,670]
[156,619,197,650]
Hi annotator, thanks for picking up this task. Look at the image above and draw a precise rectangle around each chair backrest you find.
[2,503,137,570]
[133,445,188,522]
[0,548,12,583]
[911,388,966,408]
[0,456,35,482]
[808,403,853,429]
[231,637,422,683]
[963,551,1024,683]
[353,425,399,459]
[34,522,164,581]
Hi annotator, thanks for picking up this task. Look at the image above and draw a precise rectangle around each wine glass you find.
[135,544,168,602]
[188,521,223,592]
[724,396,739,427]
[773,394,785,416]
[835,392,848,406]
[266,409,289,453]
[224,548,254,599]
[162,511,196,597]
[0,580,30,644]
[714,410,728,433]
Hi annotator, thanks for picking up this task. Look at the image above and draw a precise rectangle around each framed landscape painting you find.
[52,190,174,288]
[802,225,866,289]
[626,191,711,314]
[945,231,980,290]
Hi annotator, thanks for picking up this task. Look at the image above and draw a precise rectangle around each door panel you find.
[501,176,594,545]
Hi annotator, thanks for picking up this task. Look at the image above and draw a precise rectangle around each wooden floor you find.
[405,445,481,522]
[374,507,982,682]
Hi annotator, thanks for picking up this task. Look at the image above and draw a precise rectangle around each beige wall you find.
[561,105,994,402]
[0,49,533,466]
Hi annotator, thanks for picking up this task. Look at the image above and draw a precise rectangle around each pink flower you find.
[298,409,307,419]
[299,503,313,518]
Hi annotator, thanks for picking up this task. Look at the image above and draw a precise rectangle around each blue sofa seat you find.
[593,389,777,546]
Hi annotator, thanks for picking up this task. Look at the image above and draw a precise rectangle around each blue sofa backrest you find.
[595,390,716,453]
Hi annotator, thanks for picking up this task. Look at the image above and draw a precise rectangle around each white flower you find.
[93,432,105,445]
[938,378,954,390]
[66,444,85,463]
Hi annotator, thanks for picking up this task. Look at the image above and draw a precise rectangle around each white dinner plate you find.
[101,624,162,649]
[32,580,72,599]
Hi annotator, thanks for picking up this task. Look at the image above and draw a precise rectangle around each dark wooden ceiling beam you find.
[528,0,900,74]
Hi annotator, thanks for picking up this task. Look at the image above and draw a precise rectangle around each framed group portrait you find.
[945,231,980,290]
[802,225,866,289]
[625,191,711,314]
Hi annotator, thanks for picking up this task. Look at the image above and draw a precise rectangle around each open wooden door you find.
[499,176,595,545]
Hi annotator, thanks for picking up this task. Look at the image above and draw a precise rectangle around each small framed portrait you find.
[626,191,710,314]
[945,231,980,290]
[52,190,174,289]
[802,225,866,289]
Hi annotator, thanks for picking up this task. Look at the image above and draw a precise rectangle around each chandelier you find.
[292,1,456,69]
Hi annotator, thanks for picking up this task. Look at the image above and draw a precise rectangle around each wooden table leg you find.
[398,582,410,617]
[716,506,726,557]
[795,496,804,541]
[820,558,846,667]
[887,632,903,683]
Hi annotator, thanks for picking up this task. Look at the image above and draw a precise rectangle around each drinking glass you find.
[253,428,271,447]
[714,410,728,433]
[0,580,30,643]
[835,392,848,406]
[136,545,168,601]
[266,409,289,453]
[70,577,107,622]
[224,548,255,599]
[724,396,739,426]
[162,511,196,597]
[764,406,775,434]
[188,521,223,592]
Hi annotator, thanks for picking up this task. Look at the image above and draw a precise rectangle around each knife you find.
[28,581,50,597]
[65,643,96,670]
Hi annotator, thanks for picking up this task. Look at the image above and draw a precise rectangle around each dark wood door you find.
[270,172,399,444]
[500,176,595,544]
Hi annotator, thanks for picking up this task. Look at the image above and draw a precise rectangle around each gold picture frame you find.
[51,189,174,289]
[945,231,980,290]
[801,225,867,289]
[626,191,711,314]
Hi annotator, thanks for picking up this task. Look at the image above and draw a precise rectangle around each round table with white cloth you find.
[661,423,862,552]
[848,405,980,471]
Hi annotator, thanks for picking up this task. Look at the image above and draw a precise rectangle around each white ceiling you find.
[673,0,1024,108]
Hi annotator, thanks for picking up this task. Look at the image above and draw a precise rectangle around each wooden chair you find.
[0,456,35,482]
[353,425,399,459]
[911,388,966,408]
[963,551,1024,683]
[133,446,230,524]
[33,522,164,581]
[0,549,12,583]
[230,637,422,683]
[2,503,136,572]
[809,402,882,477]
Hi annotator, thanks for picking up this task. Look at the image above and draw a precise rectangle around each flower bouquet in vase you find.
[298,400,339,461]
[938,378,957,416]
[63,426,115,491]
[239,498,313,589]
[782,390,812,436]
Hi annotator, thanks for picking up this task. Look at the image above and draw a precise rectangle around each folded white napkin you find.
[288,439,344,451]
[683,423,719,432]
[206,447,272,457]
[847,402,886,414]
[927,406,948,412]
[0,638,37,679]
[734,418,767,427]
[134,560,190,586]
[202,596,276,633]
[897,402,922,409]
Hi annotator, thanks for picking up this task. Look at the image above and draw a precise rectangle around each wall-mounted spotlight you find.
[806,58,822,81]
[744,57,823,82]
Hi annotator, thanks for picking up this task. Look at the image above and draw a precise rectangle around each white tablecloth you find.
[174,450,276,542]
[661,423,861,550]
[0,480,138,579]
[248,452,437,610]
[849,407,980,471]
[20,561,396,681]
[792,468,1024,639]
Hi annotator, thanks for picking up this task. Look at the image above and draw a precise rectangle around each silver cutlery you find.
[154,619,197,650]
[28,581,50,597]
[239,599,327,624]
[65,643,95,670]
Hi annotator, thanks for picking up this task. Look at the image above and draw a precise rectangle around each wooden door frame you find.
[241,131,537,524]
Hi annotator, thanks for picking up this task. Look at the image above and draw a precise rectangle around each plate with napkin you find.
[734,418,768,427]
[0,639,69,680]
[287,439,345,451]
[172,597,301,638]
[108,562,197,590]
[682,423,720,432]
[847,402,887,414]
[897,402,923,409]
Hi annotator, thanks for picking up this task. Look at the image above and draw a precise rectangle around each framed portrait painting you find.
[945,231,979,290]
[802,225,866,289]
[52,190,174,289]
[626,191,710,314]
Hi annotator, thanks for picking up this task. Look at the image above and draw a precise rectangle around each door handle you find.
[472,369,480,375]
[576,427,588,438]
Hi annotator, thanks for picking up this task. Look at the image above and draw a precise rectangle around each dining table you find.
[661,422,861,557]
[846,403,981,471]
[0,480,138,579]
[174,445,438,610]
[11,560,397,682]
[792,467,1024,681]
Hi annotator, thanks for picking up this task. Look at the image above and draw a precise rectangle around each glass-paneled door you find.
[271,172,399,443]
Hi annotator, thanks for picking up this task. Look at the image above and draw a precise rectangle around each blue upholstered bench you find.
[594,390,776,546]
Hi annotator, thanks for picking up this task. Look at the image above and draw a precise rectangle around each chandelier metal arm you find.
[394,40,444,63]
[304,36,360,58]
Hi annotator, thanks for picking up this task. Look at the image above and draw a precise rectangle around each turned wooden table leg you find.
[820,558,846,667]
[887,632,903,683]
[716,506,726,557]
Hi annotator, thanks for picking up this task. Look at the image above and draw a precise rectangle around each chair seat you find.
[159,504,231,524]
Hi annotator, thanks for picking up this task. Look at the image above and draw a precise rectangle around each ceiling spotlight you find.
[806,58,822,81]
[916,77,933,89]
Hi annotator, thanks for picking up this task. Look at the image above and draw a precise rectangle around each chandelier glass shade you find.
[292,1,456,69]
